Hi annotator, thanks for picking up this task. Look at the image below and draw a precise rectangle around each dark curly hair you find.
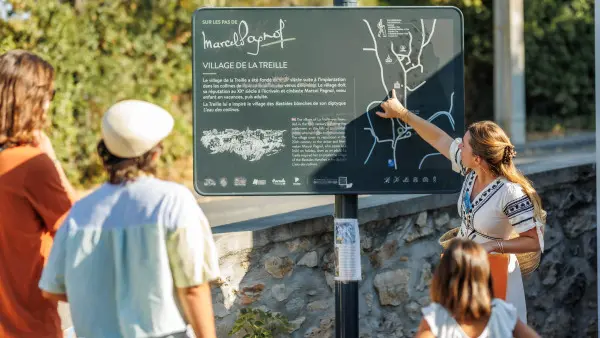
[97,140,162,184]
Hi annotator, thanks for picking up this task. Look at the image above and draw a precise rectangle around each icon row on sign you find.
[383,176,437,184]
[203,177,305,187]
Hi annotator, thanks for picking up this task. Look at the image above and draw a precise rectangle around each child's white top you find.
[421,298,518,338]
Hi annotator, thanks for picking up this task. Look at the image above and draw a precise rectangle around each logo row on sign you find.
[202,176,354,188]
[204,177,298,188]
[203,177,305,188]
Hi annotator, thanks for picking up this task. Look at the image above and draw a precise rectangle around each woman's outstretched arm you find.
[378,89,455,159]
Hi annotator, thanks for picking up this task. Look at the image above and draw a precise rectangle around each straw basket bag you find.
[438,227,541,276]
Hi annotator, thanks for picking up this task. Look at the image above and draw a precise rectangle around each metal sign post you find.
[333,0,360,338]
[332,1,359,337]
[333,195,359,338]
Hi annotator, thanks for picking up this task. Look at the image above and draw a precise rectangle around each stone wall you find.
[210,163,597,338]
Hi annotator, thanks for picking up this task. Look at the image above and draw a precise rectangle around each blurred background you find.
[0,0,594,196]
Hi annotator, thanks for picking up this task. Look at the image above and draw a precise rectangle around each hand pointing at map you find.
[377,89,409,121]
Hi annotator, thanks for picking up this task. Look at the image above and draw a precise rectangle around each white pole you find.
[509,0,526,146]
[493,0,507,129]
[494,0,526,146]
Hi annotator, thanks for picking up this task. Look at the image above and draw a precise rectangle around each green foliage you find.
[523,0,595,130]
[229,308,293,338]
[0,0,202,186]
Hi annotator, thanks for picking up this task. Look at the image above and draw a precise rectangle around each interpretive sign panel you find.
[192,7,464,195]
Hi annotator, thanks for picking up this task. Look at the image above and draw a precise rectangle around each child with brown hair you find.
[415,238,540,338]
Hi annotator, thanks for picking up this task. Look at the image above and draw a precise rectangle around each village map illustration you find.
[361,17,456,171]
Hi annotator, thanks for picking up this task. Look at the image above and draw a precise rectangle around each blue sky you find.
[0,0,30,21]
[0,0,11,20]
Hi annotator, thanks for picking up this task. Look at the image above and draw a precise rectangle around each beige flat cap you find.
[101,100,174,158]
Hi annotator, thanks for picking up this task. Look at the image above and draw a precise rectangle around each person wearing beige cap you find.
[38,100,221,338]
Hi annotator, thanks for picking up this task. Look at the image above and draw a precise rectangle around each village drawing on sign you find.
[362,17,456,170]
[200,128,286,161]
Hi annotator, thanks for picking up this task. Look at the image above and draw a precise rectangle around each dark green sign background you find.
[192,7,464,196]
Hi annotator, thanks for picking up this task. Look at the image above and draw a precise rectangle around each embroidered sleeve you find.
[503,183,545,252]
[502,184,536,232]
[449,138,467,176]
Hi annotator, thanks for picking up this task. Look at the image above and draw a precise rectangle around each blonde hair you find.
[468,121,546,223]
[430,238,494,321]
[0,50,55,148]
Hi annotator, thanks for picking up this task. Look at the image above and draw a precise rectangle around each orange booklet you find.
[488,253,509,300]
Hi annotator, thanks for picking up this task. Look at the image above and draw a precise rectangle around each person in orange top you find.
[0,50,75,338]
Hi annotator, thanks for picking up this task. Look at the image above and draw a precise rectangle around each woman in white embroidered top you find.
[378,89,545,323]
[415,238,540,338]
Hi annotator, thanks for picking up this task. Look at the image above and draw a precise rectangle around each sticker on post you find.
[334,218,362,282]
